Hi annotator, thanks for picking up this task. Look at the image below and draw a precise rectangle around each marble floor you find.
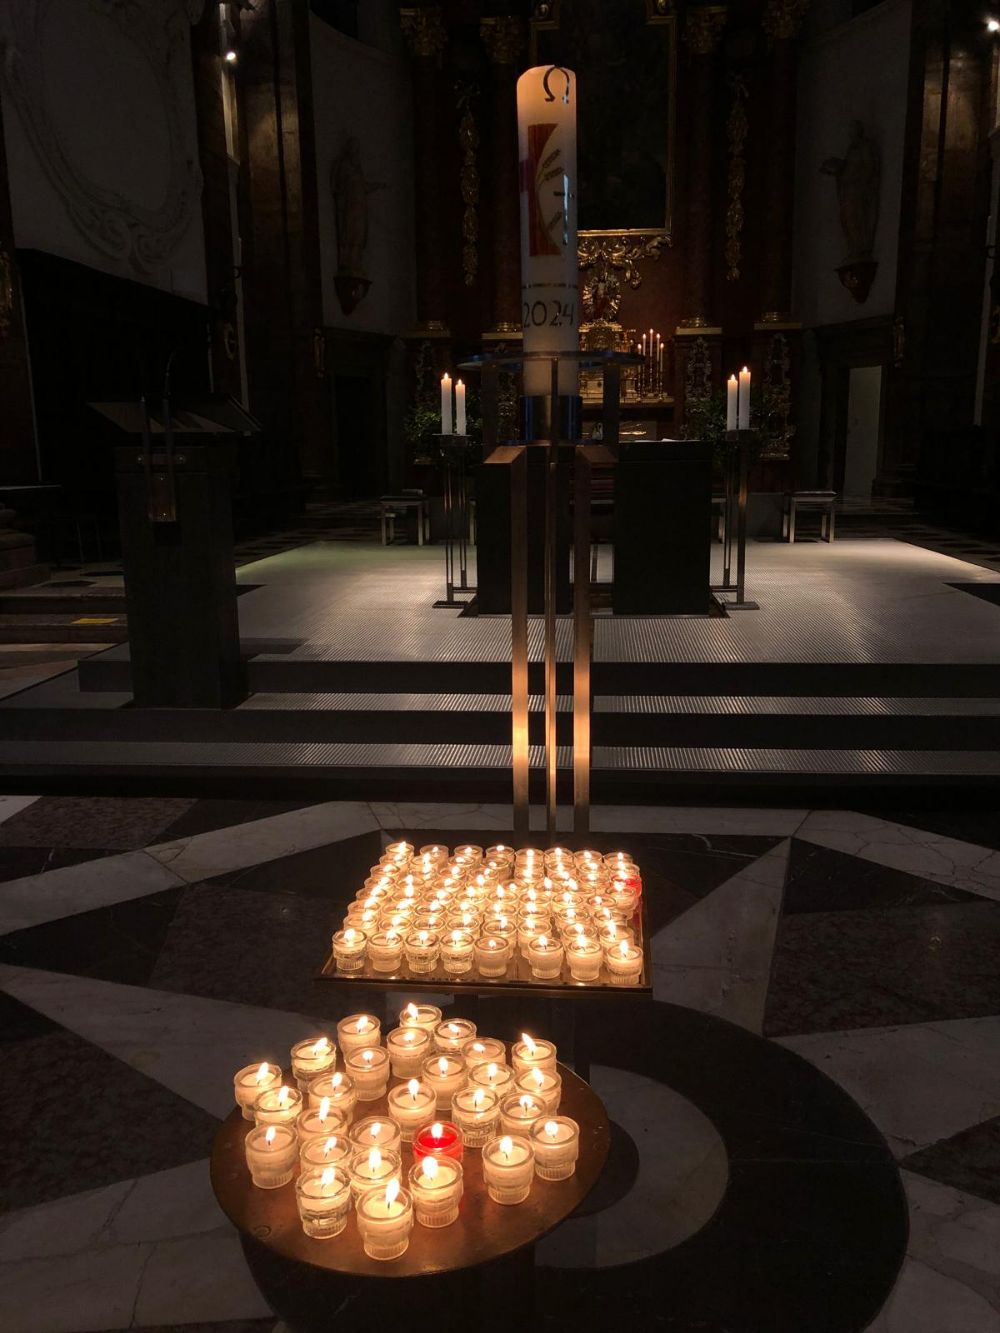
[0,794,998,1331]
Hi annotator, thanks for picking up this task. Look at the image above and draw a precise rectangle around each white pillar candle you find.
[309,1071,357,1124]
[482,1134,534,1205]
[454,379,466,436]
[738,366,751,431]
[422,1054,467,1111]
[336,1014,381,1058]
[300,1132,352,1171]
[530,1115,580,1180]
[332,927,368,974]
[349,1115,402,1157]
[726,374,738,431]
[511,1033,558,1075]
[605,938,643,986]
[357,1180,414,1261]
[433,1018,476,1054]
[517,65,579,399]
[440,929,476,974]
[440,373,453,434]
[408,1155,464,1228]
[565,934,603,982]
[461,1036,507,1070]
[467,1061,516,1100]
[346,1047,391,1102]
[367,929,404,974]
[499,1091,547,1138]
[233,1061,281,1121]
[475,933,512,977]
[290,1036,336,1093]
[399,1002,442,1035]
[515,1066,562,1114]
[349,1146,402,1205]
[386,1025,432,1079]
[254,1083,302,1128]
[296,1165,352,1239]
[297,1096,350,1145]
[387,1078,437,1142]
[245,1123,298,1189]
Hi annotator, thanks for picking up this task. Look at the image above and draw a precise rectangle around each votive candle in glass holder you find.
[499,1091,547,1138]
[516,915,553,950]
[482,1134,534,1205]
[440,929,475,974]
[349,1146,401,1204]
[433,1018,476,1054]
[346,1047,391,1102]
[300,1132,352,1171]
[296,1165,352,1238]
[422,1054,466,1110]
[399,1001,442,1036]
[482,913,515,942]
[367,929,404,974]
[234,1061,281,1120]
[605,938,643,986]
[337,1014,380,1059]
[451,1086,500,1147]
[245,1123,297,1188]
[511,1034,557,1076]
[387,1078,437,1141]
[525,933,565,980]
[408,1154,463,1228]
[386,1025,431,1079]
[290,1036,336,1093]
[382,840,414,864]
[515,1065,562,1113]
[531,1115,580,1180]
[467,1060,515,1100]
[344,905,379,933]
[419,843,450,862]
[411,1119,464,1163]
[357,1180,413,1261]
[565,934,603,982]
[309,1071,357,1124]
[461,1036,507,1071]
[297,1095,350,1145]
[404,928,440,974]
[475,933,512,977]
[608,885,640,918]
[254,1083,302,1128]
[332,927,368,973]
[350,1114,402,1156]
[453,843,483,862]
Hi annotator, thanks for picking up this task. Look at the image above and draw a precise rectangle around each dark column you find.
[679,7,727,329]
[0,93,37,483]
[480,16,525,341]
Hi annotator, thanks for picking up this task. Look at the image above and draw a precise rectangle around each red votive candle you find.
[411,1119,464,1163]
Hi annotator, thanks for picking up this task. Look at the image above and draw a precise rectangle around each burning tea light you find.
[565,933,603,982]
[404,928,440,973]
[309,1071,357,1124]
[605,938,643,986]
[499,1091,547,1137]
[386,1025,431,1079]
[530,1115,580,1180]
[400,1002,442,1035]
[383,841,414,863]
[350,1115,402,1156]
[346,1047,391,1102]
[387,1078,437,1141]
[332,927,368,974]
[461,1036,507,1070]
[233,1061,281,1121]
[467,1061,515,1100]
[482,1134,534,1205]
[300,1132,351,1171]
[433,1018,476,1054]
[474,933,512,977]
[451,1086,501,1147]
[440,929,476,974]
[245,1123,297,1189]
[357,1179,414,1261]
[422,1054,467,1110]
[296,1165,352,1239]
[297,1095,350,1145]
[290,1036,336,1092]
[512,1033,557,1076]
[412,1119,464,1163]
[367,929,404,973]
[515,1065,562,1113]
[254,1083,302,1128]
[525,933,565,980]
[337,1014,380,1059]
[349,1145,402,1204]
[408,1154,463,1228]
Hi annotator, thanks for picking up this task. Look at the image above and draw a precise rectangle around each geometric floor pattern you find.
[0,794,998,1331]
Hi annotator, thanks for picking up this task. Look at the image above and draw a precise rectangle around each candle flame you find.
[531,1068,544,1087]
[405,1002,419,1020]
[545,1120,559,1137]
[408,1078,420,1100]
[385,1178,400,1206]
[255,1062,269,1083]
[265,1126,276,1144]
[451,930,462,943]
[404,1031,414,1044]
[323,1136,338,1154]
[437,1057,448,1075]
[357,1016,370,1033]
[368,1148,382,1170]
[538,934,548,947]
[519,1094,532,1110]
[363,1050,374,1065]
[278,1085,290,1106]
[418,930,428,944]
[321,1166,335,1186]
[521,1033,537,1053]
[487,939,497,950]
[447,1023,459,1035]
[500,1135,513,1158]
[472,1042,484,1053]
[319,1096,331,1121]
[619,939,630,958]
[421,1155,439,1180]
[486,1063,498,1079]
[332,1072,343,1088]
[431,1122,443,1137]
[472,1088,485,1108]
[370,1122,382,1138]
[345,928,357,943]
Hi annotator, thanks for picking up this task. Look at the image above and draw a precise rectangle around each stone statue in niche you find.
[821,122,881,304]
[331,137,384,315]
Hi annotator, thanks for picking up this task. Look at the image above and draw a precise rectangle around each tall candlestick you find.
[455,379,466,436]
[738,366,751,432]
[441,373,453,435]
[727,374,739,432]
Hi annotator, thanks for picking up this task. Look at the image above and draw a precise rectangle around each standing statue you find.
[331,137,384,315]
[821,121,881,302]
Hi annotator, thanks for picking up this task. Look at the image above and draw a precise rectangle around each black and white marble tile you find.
[0,851,185,936]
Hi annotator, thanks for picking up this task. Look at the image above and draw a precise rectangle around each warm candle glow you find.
[447,1023,460,1036]
[321,1166,335,1186]
[519,1094,532,1110]
[431,1122,444,1138]
[405,1003,419,1020]
[265,1126,276,1145]
[531,1068,544,1088]
[363,1050,374,1066]
[255,1063,269,1083]
[368,1148,382,1170]
[357,1016,370,1033]
[486,1063,498,1079]
[619,939,629,958]
[421,1155,439,1180]
[545,1120,559,1138]
[472,1089,485,1109]
[408,1078,420,1102]
[385,1178,400,1207]
[345,928,357,942]
[500,1135,514,1158]
[521,1033,537,1053]
[437,1057,448,1075]
[369,1122,383,1139]
[319,1096,331,1121]
[332,1073,343,1088]
[323,1136,338,1154]
[278,1085,290,1106]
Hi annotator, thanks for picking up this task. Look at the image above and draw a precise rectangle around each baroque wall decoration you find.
[761,331,794,459]
[456,84,479,288]
[0,0,205,275]
[577,233,666,294]
[725,75,748,282]
[684,334,713,406]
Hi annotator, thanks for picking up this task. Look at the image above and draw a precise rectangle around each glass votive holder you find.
[296,1165,352,1238]
[467,1061,515,1100]
[516,915,553,950]
[233,1061,281,1120]
[530,1115,580,1180]
[300,1132,352,1171]
[422,1054,467,1110]
[350,1114,402,1156]
[482,916,515,945]
[254,1083,302,1128]
[451,1086,500,1148]
[475,933,512,977]
[411,911,444,933]
[404,929,440,973]
[408,1155,463,1227]
[245,1123,298,1189]
[348,1146,401,1204]
[357,1182,413,1260]
[461,1035,507,1070]
[382,840,414,863]
[344,906,379,933]
[565,934,603,982]
[309,1071,357,1124]
[604,939,643,986]
[399,1002,442,1035]
[525,934,565,980]
[482,1134,534,1205]
[386,1025,431,1079]
[515,1066,562,1113]
[418,843,450,861]
[346,1047,391,1102]
[453,843,483,862]
[499,1088,547,1137]
[290,1036,336,1093]
[297,1096,350,1145]
[366,929,404,973]
[440,929,476,974]
[511,1035,558,1076]
[332,927,368,973]
[412,1119,464,1163]
[433,1017,476,1054]
[387,1078,437,1141]
[337,1014,381,1059]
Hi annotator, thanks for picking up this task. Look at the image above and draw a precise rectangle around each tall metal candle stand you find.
[717,428,758,611]
[432,433,475,609]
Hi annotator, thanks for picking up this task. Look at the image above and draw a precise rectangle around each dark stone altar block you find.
[613,440,712,615]
[116,444,246,707]
[475,444,571,614]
